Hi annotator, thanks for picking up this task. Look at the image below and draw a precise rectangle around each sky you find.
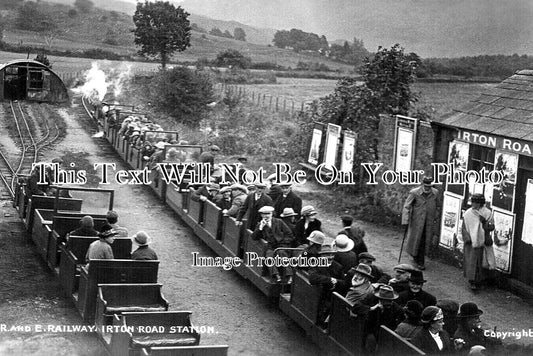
[118,0,533,57]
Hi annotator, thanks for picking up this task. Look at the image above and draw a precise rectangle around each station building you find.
[433,69,533,291]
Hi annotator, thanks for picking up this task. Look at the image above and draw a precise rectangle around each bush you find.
[214,49,251,69]
[34,53,51,68]
[147,67,214,127]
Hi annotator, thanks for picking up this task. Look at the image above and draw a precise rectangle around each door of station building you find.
[511,161,533,285]
[3,66,27,100]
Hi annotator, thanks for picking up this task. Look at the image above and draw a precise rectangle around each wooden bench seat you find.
[376,325,426,356]
[110,311,200,356]
[24,195,82,232]
[141,345,229,356]
[328,292,364,355]
[77,260,159,323]
[59,236,132,296]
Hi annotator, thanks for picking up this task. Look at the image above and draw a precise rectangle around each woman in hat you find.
[395,300,424,340]
[85,224,117,264]
[462,193,495,290]
[453,302,502,353]
[333,234,357,275]
[411,306,454,354]
[131,231,158,260]
[294,205,322,247]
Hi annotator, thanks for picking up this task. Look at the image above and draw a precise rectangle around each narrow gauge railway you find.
[0,101,61,199]
[81,98,426,356]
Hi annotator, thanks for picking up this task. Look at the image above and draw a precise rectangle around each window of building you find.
[28,70,44,90]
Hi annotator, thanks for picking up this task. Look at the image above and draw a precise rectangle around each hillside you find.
[2,1,353,72]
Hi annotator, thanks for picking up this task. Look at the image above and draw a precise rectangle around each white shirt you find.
[429,329,443,350]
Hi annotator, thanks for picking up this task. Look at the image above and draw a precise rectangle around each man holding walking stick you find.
[401,176,440,270]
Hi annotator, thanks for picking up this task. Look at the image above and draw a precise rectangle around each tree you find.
[34,53,51,68]
[148,67,214,127]
[74,0,94,13]
[233,27,246,41]
[209,27,223,37]
[222,30,233,39]
[310,44,418,180]
[16,2,47,31]
[214,49,251,69]
[133,1,191,69]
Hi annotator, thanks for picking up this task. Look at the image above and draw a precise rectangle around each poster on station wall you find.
[492,150,518,212]
[307,126,323,166]
[393,115,417,172]
[492,207,515,273]
[440,192,462,249]
[323,123,342,171]
[521,179,533,246]
[447,140,469,197]
[340,131,357,173]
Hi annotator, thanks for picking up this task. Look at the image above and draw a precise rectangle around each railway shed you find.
[0,59,68,103]
[433,69,533,292]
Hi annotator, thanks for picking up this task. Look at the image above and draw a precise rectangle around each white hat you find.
[132,231,152,246]
[307,231,326,245]
[334,234,355,252]
[258,206,274,214]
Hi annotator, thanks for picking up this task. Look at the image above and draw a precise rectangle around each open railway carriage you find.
[88,100,429,356]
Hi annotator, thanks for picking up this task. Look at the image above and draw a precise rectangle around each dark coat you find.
[294,218,322,246]
[333,251,358,276]
[190,186,214,202]
[274,191,303,217]
[215,196,232,210]
[454,323,502,354]
[131,246,158,260]
[251,217,294,248]
[352,294,405,338]
[397,289,437,309]
[401,186,440,257]
[237,193,274,229]
[411,328,452,354]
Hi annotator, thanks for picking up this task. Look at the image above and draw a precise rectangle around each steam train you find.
[79,101,426,356]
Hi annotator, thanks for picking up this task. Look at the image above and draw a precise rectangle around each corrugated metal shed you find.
[438,70,533,140]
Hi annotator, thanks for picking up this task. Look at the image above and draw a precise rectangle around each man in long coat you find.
[274,183,302,218]
[237,183,273,229]
[401,177,440,270]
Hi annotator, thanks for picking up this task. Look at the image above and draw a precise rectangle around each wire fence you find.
[216,83,312,116]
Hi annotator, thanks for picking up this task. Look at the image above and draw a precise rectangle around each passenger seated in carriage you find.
[68,215,98,239]
[85,224,118,264]
[251,206,294,283]
[131,231,158,261]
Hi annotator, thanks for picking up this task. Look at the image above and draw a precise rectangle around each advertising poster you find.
[395,128,414,172]
[440,193,462,249]
[308,127,323,166]
[446,140,469,197]
[393,115,417,172]
[323,123,342,171]
[340,131,357,173]
[492,151,518,212]
[521,179,533,246]
[492,208,515,273]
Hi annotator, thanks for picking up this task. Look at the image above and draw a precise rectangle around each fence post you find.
[292,101,295,114]
[276,97,279,112]
[269,96,273,110]
[283,99,286,111]
[301,102,304,112]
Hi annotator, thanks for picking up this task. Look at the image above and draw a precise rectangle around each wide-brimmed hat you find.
[280,208,298,217]
[155,141,166,149]
[421,306,444,324]
[255,182,267,189]
[335,234,355,252]
[247,184,257,191]
[230,184,248,194]
[353,263,373,279]
[358,252,375,261]
[404,300,424,318]
[437,299,459,314]
[307,231,326,245]
[374,285,399,300]
[132,231,152,246]
[301,205,317,216]
[258,206,274,214]
[457,302,483,318]
[408,270,427,284]
[209,145,220,152]
[470,193,486,204]
[393,263,415,273]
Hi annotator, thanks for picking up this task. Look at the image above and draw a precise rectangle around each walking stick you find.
[398,225,409,263]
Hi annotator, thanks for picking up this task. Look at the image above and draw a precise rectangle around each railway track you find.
[0,101,63,200]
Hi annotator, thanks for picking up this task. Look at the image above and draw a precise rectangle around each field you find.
[242,78,498,118]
